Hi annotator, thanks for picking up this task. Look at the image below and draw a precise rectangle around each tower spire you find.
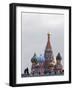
[46,32,52,50]
[44,32,54,61]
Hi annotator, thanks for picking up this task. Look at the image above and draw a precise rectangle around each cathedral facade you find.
[31,33,64,76]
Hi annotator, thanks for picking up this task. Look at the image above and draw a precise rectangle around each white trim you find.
[16,6,69,84]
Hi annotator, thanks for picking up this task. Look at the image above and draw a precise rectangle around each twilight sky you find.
[21,12,64,74]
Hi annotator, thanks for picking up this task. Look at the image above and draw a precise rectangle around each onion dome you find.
[31,53,38,64]
[37,54,45,63]
[56,53,62,60]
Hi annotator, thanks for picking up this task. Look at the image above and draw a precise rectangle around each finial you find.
[48,32,51,36]
[34,52,36,56]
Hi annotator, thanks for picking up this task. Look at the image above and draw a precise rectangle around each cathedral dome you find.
[56,53,62,60]
[37,54,45,63]
[31,53,38,64]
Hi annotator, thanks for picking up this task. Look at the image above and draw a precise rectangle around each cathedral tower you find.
[44,33,54,73]
[44,33,54,61]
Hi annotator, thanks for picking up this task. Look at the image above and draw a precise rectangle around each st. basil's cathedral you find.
[31,33,64,76]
